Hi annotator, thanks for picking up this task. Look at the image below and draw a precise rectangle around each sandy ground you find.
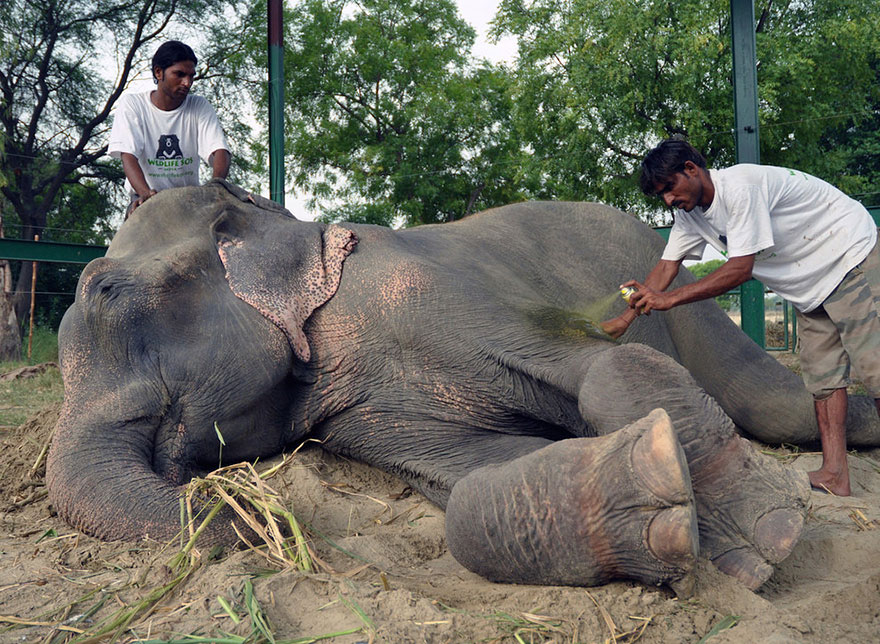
[2,371,880,643]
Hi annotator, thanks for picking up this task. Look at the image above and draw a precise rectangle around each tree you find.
[224,0,535,227]
[754,0,880,193]
[0,40,20,362]
[494,0,880,223]
[1,205,20,362]
[0,0,237,332]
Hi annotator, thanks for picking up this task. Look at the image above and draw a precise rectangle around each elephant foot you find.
[445,409,699,595]
[690,436,810,590]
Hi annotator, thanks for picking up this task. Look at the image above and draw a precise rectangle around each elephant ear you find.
[214,213,358,362]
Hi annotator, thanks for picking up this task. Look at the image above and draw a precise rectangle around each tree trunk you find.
[12,217,43,325]
[0,213,22,362]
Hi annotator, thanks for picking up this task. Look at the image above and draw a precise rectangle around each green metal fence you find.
[0,238,106,264]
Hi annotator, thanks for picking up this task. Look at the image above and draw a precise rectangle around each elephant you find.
[46,180,880,595]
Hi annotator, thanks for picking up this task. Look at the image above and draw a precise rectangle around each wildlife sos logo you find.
[147,134,194,170]
[156,134,183,159]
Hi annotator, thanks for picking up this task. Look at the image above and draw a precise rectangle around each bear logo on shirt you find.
[156,134,183,160]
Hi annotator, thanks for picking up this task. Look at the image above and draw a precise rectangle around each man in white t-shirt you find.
[601,139,880,496]
[109,40,230,217]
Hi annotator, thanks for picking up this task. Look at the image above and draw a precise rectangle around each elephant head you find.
[47,180,355,543]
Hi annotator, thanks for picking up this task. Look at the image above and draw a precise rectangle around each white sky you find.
[457,1,517,64]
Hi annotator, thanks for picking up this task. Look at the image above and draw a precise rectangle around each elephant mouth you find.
[152,372,298,481]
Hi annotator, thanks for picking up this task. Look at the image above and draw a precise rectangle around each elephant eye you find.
[80,266,137,305]
[78,264,144,341]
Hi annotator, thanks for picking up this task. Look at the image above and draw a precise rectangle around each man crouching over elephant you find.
[48,180,880,594]
[610,139,880,497]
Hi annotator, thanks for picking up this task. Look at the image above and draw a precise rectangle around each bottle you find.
[620,286,637,303]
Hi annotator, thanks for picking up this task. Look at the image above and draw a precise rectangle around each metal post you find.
[731,0,764,347]
[739,280,765,348]
[28,235,39,360]
[268,0,285,206]
[730,0,760,164]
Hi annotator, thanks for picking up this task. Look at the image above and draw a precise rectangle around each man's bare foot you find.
[808,468,851,496]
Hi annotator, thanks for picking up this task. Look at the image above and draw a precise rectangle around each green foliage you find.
[688,259,725,280]
[687,259,735,311]
[494,0,880,222]
[209,0,878,228]
[227,0,536,226]
[755,0,880,196]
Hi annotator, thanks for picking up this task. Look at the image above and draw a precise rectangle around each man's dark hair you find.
[152,40,197,79]
[639,139,707,195]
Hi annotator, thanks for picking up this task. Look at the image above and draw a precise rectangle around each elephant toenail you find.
[754,508,805,563]
[646,505,699,570]
[712,548,774,591]
[631,410,692,504]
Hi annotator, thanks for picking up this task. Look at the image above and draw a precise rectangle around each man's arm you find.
[601,258,683,338]
[210,149,230,179]
[629,254,755,314]
[121,153,156,209]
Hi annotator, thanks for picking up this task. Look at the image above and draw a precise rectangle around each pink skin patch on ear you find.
[218,226,358,363]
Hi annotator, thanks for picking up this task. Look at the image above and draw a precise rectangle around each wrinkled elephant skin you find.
[49,181,874,592]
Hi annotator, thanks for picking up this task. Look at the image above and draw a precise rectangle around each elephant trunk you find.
[47,403,238,545]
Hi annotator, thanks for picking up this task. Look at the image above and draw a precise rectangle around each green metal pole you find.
[268,0,285,206]
[730,0,760,165]
[0,238,106,264]
[740,280,765,348]
[730,0,764,347]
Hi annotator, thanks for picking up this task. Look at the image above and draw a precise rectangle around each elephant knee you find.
[578,343,732,443]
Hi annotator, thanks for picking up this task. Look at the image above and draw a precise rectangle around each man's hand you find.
[125,189,158,220]
[625,282,676,315]
[625,255,755,315]
[134,189,158,208]
[130,188,156,212]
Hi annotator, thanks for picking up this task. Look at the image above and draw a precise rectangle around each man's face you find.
[652,161,705,212]
[154,60,196,101]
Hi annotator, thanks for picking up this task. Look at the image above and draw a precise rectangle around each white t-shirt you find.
[662,164,877,312]
[108,91,229,195]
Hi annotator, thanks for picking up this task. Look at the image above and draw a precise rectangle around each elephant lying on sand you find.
[47,181,880,594]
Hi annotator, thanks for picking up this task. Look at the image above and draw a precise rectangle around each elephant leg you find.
[577,343,810,590]
[445,409,698,595]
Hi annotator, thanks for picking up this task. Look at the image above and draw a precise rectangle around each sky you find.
[456,1,517,65]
